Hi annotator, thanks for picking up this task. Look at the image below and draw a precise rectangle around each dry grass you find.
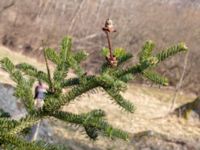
[0,45,50,84]
[52,84,199,149]
[0,45,199,149]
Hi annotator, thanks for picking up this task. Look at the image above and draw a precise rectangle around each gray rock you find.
[132,130,200,150]
[174,97,200,120]
[0,83,27,119]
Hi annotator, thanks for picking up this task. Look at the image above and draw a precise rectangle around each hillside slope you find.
[0,0,200,94]
[0,46,199,150]
[0,81,199,150]
[52,84,199,150]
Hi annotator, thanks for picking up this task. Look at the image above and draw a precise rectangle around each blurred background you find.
[0,0,200,150]
[0,0,200,94]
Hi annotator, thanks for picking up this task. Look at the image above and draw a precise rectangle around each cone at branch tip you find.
[102,18,117,33]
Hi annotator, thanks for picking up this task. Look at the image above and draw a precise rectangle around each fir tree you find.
[0,20,188,149]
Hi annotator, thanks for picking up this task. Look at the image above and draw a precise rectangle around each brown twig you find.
[105,31,113,60]
[102,19,118,67]
[0,1,15,14]
[42,40,54,93]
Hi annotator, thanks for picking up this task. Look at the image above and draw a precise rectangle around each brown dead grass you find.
[0,45,199,149]
[52,84,199,149]
[0,45,51,84]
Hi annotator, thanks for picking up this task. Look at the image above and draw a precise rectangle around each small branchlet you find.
[102,19,118,67]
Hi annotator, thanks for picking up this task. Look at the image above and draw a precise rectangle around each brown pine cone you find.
[102,18,116,33]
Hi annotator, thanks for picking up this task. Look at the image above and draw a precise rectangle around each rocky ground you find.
[0,81,199,150]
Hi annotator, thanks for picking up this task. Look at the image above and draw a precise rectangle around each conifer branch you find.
[97,73,127,91]
[101,49,132,73]
[0,57,23,82]
[62,77,80,87]
[14,79,35,113]
[117,53,133,65]
[0,133,46,150]
[8,115,42,135]
[0,57,15,74]
[16,63,49,83]
[51,110,129,140]
[61,76,94,87]
[143,70,169,86]
[44,77,98,112]
[53,60,69,94]
[0,20,188,148]
[0,58,35,113]
[101,62,110,73]
[0,134,62,150]
[60,37,72,61]
[45,48,60,64]
[73,50,88,63]
[139,40,155,63]
[118,73,135,83]
[156,42,188,62]
[44,49,54,92]
[0,109,10,118]
[67,56,85,77]
[104,88,135,113]
[113,64,141,78]
[0,118,18,132]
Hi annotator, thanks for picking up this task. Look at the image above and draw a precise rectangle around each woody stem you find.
[43,41,54,93]
[105,31,113,59]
